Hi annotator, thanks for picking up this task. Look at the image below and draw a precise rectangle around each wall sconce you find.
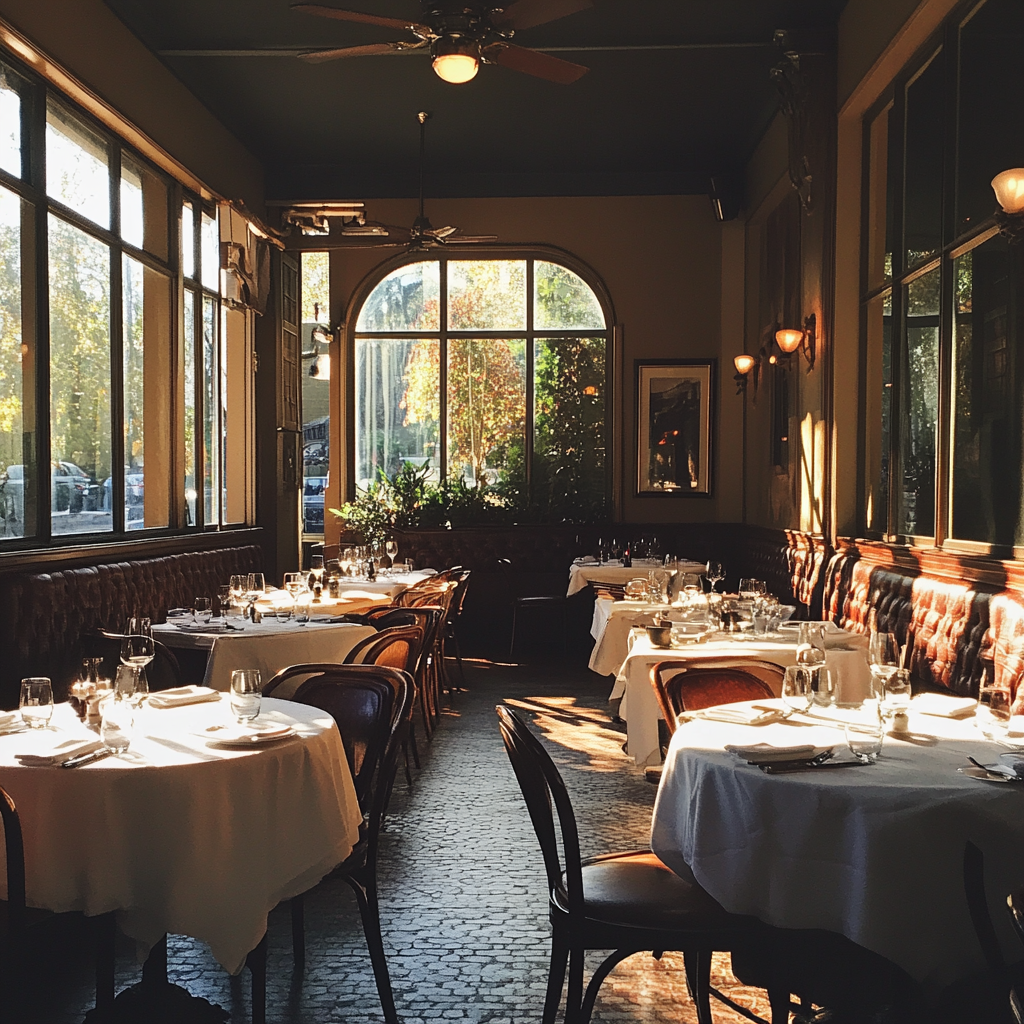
[992,168,1024,244]
[773,313,816,371]
[734,353,759,399]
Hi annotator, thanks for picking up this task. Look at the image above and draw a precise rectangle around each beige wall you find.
[0,0,264,210]
[304,195,738,538]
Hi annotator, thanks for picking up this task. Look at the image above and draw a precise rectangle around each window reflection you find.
[903,52,944,268]
[200,209,219,293]
[183,289,196,526]
[0,65,21,178]
[46,100,109,229]
[181,203,194,280]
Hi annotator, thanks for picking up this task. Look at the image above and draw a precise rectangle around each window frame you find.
[345,247,615,513]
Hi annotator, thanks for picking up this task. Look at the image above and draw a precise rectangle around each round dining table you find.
[0,697,361,976]
[651,698,1024,993]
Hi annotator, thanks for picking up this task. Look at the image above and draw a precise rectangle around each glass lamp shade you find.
[775,328,804,354]
[733,354,757,375]
[432,52,480,84]
[992,169,1024,215]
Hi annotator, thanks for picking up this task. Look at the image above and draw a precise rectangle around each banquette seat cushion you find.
[0,545,262,706]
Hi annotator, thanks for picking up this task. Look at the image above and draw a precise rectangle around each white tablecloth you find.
[567,560,707,597]
[0,698,361,975]
[650,700,1024,990]
[614,629,871,766]
[154,620,376,692]
[589,598,664,675]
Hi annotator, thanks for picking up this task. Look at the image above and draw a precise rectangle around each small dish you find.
[202,723,296,748]
[958,765,1018,783]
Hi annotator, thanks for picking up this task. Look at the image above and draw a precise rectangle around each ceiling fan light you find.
[432,37,480,83]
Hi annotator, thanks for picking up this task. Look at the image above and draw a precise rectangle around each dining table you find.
[650,697,1024,993]
[613,623,871,765]
[566,559,707,597]
[153,617,376,692]
[0,696,361,976]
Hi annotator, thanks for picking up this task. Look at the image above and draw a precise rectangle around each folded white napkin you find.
[682,706,785,726]
[911,693,978,719]
[779,620,847,635]
[173,621,233,633]
[149,685,222,709]
[0,711,20,731]
[725,742,833,763]
[17,737,104,767]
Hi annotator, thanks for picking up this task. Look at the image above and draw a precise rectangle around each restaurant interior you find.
[0,0,1023,1020]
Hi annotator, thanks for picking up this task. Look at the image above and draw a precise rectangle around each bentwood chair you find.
[496,705,788,1024]
[264,664,413,1024]
[497,558,567,659]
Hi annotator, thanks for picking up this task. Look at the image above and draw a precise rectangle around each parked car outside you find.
[303,474,325,533]
[0,461,99,521]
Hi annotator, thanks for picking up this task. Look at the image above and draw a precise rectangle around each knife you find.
[60,748,113,769]
[760,760,868,774]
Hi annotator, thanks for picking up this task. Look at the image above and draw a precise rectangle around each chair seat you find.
[554,850,750,932]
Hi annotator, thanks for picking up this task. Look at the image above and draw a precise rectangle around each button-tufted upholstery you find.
[983,593,1024,697]
[0,545,262,706]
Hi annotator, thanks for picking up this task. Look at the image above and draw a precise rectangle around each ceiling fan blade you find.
[482,42,588,83]
[444,234,499,244]
[491,0,592,31]
[428,225,459,239]
[290,4,431,33]
[298,41,421,62]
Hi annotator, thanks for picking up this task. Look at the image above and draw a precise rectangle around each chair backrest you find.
[0,784,25,934]
[344,624,425,676]
[496,705,585,918]
[448,570,472,621]
[650,661,776,736]
[263,663,412,816]
[366,608,418,631]
[83,630,182,692]
[398,581,455,614]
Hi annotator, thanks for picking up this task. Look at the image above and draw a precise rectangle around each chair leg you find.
[408,720,421,768]
[565,947,585,1024]
[542,931,569,1024]
[683,949,714,1024]
[401,739,414,785]
[768,982,793,1024]
[346,877,399,1024]
[509,604,518,660]
[579,949,635,1024]
[291,894,305,964]
[450,629,467,691]
[246,932,267,1024]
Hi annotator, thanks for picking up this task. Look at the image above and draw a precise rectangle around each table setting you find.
[650,690,1024,991]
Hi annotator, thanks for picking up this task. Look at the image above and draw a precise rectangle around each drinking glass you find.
[869,631,900,699]
[100,695,134,753]
[881,667,912,716]
[310,555,325,597]
[845,699,884,762]
[217,585,232,618]
[119,633,153,706]
[230,669,262,723]
[738,578,757,598]
[113,663,139,701]
[705,561,725,593]
[797,623,830,706]
[229,575,246,609]
[386,539,398,565]
[246,572,266,617]
[20,677,53,729]
[193,596,212,623]
[978,686,1012,740]
[781,665,813,714]
[275,594,293,622]
[295,590,312,624]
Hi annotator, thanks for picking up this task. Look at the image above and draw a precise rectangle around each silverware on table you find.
[967,756,1019,780]
[759,760,868,775]
[59,748,113,769]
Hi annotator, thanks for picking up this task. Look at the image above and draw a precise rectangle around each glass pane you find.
[951,235,1024,544]
[446,338,526,487]
[48,214,110,535]
[956,0,1024,236]
[181,202,194,279]
[221,306,246,524]
[0,185,34,539]
[533,337,607,520]
[202,295,218,524]
[183,289,196,526]
[864,292,893,532]
[121,156,168,260]
[355,338,439,490]
[123,257,170,530]
[302,252,330,534]
[534,262,605,330]
[903,51,944,268]
[302,251,330,322]
[0,65,21,178]
[866,105,893,292]
[200,209,219,292]
[448,261,526,331]
[898,267,940,537]
[46,100,109,229]
[356,261,439,332]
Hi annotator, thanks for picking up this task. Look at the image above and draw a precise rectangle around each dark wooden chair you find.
[496,705,788,1024]
[497,558,566,659]
[0,783,116,1019]
[264,664,414,1024]
[650,661,778,739]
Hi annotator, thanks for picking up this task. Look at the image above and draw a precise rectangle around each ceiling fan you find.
[290,0,593,84]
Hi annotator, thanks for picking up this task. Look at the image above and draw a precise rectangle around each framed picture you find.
[636,360,715,496]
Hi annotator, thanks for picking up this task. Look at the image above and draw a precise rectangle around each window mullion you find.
[439,257,448,481]
[32,82,49,542]
[110,145,125,533]
[525,259,534,505]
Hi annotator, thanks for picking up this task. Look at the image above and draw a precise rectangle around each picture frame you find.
[636,359,715,496]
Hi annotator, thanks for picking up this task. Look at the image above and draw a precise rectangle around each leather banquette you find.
[0,545,262,707]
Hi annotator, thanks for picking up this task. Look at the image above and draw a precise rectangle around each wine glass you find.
[229,575,246,611]
[781,665,813,714]
[120,618,154,707]
[386,539,398,568]
[246,572,266,618]
[20,677,53,729]
[705,561,725,593]
[309,555,324,598]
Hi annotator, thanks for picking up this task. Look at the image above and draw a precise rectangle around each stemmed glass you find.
[120,617,154,707]
[309,556,324,601]
[705,561,725,593]
[386,539,398,569]
[245,573,265,619]
[868,631,900,699]
[229,575,246,612]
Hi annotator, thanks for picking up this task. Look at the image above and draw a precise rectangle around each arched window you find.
[351,253,611,522]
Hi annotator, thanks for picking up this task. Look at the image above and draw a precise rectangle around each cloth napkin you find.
[911,693,978,719]
[724,741,833,763]
[149,685,222,709]
[0,711,21,732]
[681,706,785,726]
[826,649,873,703]
[17,736,104,766]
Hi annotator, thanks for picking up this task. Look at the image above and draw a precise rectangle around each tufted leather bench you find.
[0,545,262,706]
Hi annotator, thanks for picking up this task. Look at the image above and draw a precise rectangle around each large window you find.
[352,255,610,521]
[862,0,1024,549]
[0,47,252,544]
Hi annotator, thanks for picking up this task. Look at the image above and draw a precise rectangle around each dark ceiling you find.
[101,0,847,202]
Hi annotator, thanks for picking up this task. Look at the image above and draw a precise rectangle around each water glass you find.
[810,666,835,708]
[230,669,262,723]
[845,699,884,762]
[193,596,212,623]
[781,665,813,714]
[978,686,1012,740]
[881,667,912,716]
[20,677,53,729]
[100,695,134,753]
[275,595,294,622]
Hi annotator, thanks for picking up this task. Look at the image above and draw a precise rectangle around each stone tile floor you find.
[21,657,1010,1023]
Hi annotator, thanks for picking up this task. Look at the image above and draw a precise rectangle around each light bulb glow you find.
[992,169,1024,215]
[432,53,479,83]
[733,354,756,375]
[775,328,804,354]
